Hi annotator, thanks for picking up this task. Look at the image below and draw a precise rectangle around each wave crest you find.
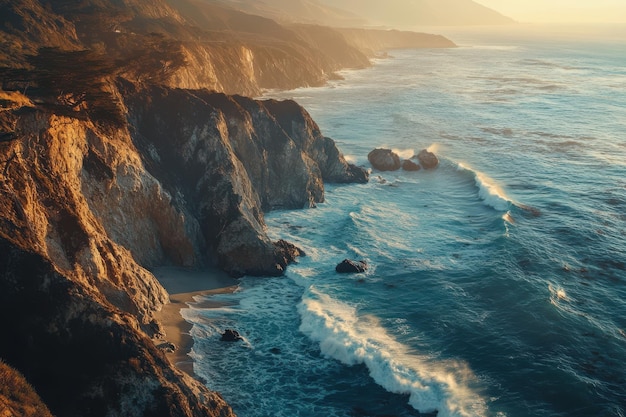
[298,287,488,417]
[456,163,513,212]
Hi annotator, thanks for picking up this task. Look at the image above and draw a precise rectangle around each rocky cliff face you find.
[1,0,454,96]
[0,80,366,415]
[125,84,367,276]
[0,238,233,417]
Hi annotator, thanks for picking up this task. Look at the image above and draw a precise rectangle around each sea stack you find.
[417,149,439,169]
[368,148,401,171]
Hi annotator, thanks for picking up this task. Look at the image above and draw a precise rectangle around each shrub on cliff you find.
[116,32,188,85]
[0,360,53,417]
[1,47,126,127]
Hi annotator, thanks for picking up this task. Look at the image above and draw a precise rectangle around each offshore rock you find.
[417,149,439,169]
[368,148,401,171]
[336,259,369,274]
[221,329,244,342]
[402,159,422,171]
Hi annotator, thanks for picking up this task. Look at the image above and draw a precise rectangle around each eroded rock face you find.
[0,109,170,325]
[0,238,234,417]
[126,85,366,276]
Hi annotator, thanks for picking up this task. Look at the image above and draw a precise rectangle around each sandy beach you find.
[152,267,238,376]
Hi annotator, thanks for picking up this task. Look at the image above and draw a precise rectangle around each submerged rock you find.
[368,148,401,171]
[336,259,369,274]
[416,149,439,169]
[221,329,244,342]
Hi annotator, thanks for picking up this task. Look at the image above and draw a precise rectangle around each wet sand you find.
[153,267,238,376]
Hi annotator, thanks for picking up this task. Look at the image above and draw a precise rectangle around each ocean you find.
[185,26,626,417]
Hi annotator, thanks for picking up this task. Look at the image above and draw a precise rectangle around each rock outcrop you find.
[402,159,421,171]
[221,329,244,342]
[336,259,369,274]
[125,85,366,276]
[368,148,401,171]
[417,148,439,169]
[368,148,439,172]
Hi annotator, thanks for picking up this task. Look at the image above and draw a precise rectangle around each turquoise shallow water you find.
[188,28,626,417]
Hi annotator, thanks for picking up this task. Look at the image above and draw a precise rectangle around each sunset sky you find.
[477,0,626,23]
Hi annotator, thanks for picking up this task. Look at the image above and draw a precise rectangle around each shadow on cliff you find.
[124,82,368,277]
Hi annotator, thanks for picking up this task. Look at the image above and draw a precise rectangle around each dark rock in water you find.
[312,136,369,184]
[336,259,368,274]
[275,239,306,264]
[368,148,401,171]
[269,347,281,355]
[416,149,439,169]
[402,159,421,171]
[345,161,370,184]
[221,329,244,342]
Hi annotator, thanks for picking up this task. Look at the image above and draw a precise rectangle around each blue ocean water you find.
[187,28,626,417]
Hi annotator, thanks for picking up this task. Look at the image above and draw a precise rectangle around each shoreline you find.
[152,267,238,376]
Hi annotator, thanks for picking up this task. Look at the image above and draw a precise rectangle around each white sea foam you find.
[298,287,488,417]
[392,148,417,160]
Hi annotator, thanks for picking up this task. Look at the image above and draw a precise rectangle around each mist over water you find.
[191,29,626,417]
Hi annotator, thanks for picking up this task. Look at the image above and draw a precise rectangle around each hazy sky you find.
[477,0,626,23]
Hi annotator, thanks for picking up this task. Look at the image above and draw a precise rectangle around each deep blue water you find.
[186,28,626,417]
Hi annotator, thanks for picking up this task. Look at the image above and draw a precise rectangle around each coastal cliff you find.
[1,0,455,96]
[0,0,454,415]
[0,82,366,415]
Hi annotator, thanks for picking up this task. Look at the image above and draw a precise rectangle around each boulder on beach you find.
[416,149,439,169]
[336,259,368,274]
[402,159,421,171]
[221,329,244,342]
[368,148,401,171]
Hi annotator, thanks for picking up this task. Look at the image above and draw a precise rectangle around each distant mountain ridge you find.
[206,0,514,26]
[321,0,515,26]
[193,0,367,26]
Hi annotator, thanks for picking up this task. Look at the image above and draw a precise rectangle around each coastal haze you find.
[0,1,625,417]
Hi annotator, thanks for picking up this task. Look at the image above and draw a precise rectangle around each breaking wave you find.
[298,287,488,417]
